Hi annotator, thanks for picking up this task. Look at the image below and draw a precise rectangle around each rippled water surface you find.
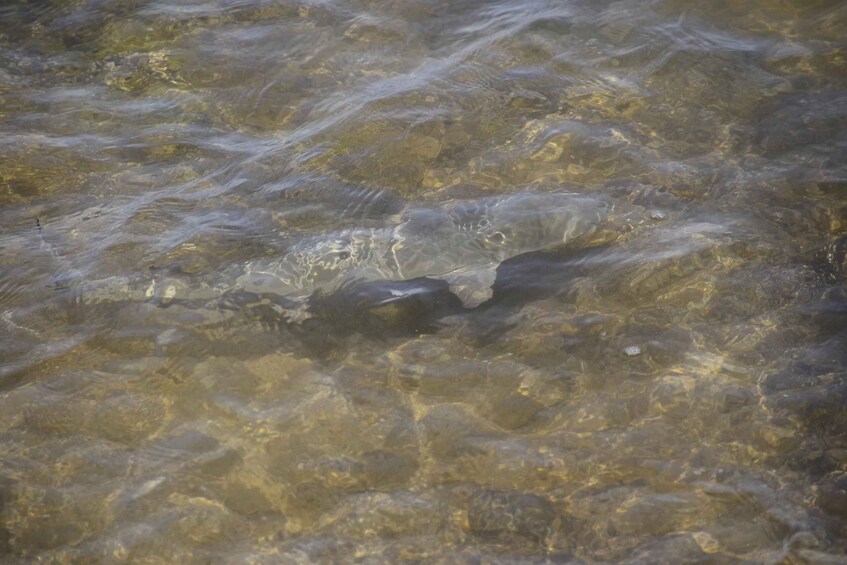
[2,0,847,562]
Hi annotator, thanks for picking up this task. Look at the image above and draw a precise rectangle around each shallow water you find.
[1,0,846,562]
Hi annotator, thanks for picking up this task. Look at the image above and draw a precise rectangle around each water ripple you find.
[0,0,845,561]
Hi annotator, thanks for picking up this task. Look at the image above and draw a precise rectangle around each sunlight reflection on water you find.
[0,0,846,561]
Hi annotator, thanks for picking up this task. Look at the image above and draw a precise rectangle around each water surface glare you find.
[1,0,847,562]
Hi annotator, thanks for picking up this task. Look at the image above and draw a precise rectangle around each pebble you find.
[624,345,642,357]
[816,474,847,518]
[467,489,557,543]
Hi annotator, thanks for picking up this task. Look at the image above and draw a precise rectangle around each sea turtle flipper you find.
[435,265,497,308]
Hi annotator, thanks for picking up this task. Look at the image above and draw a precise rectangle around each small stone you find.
[485,395,544,430]
[467,490,557,543]
[649,210,668,221]
[692,531,720,553]
[318,491,441,540]
[824,449,847,471]
[786,531,820,550]
[219,483,277,516]
[361,450,418,488]
[816,474,847,518]
[796,549,847,565]
[721,387,754,412]
[624,345,642,357]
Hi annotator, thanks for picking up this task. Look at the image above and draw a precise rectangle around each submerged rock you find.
[466,489,558,544]
[816,474,847,519]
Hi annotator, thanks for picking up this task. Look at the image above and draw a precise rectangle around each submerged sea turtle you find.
[79,191,611,321]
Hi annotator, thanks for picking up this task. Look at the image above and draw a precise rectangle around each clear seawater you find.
[1,0,846,562]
